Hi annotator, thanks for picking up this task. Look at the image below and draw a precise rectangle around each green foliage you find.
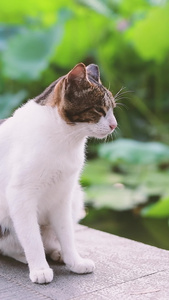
[126,4,169,62]
[78,0,113,17]
[0,0,169,138]
[81,156,169,212]
[0,0,67,24]
[96,139,169,218]
[98,139,169,165]
[0,91,27,118]
[2,25,63,81]
[142,196,169,218]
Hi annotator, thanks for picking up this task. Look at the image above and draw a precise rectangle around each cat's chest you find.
[51,136,85,174]
[40,145,84,185]
[56,151,83,176]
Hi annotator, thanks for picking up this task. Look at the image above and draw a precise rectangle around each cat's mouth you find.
[98,131,114,139]
[88,129,114,139]
[87,118,117,139]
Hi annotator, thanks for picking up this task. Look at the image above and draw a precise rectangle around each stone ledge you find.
[0,225,169,300]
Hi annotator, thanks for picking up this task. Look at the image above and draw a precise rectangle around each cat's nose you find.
[109,123,117,131]
[108,113,117,131]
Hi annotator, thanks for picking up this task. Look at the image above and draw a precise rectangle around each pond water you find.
[81,207,169,250]
[81,158,169,250]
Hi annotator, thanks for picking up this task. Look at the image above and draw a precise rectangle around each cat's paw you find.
[29,267,53,284]
[50,250,63,263]
[68,258,95,274]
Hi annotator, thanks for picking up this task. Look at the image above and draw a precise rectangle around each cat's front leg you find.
[7,186,53,284]
[51,198,95,274]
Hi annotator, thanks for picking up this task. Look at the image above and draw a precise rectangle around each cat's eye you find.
[95,107,106,117]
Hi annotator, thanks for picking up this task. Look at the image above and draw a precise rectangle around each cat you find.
[0,63,117,284]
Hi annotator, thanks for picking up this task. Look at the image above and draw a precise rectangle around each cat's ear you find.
[66,63,87,84]
[86,64,101,83]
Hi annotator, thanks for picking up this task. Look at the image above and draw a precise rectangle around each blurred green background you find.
[0,0,169,249]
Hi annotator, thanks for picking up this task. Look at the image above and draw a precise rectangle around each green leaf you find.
[81,158,148,210]
[141,196,169,218]
[85,185,147,210]
[0,90,27,118]
[54,9,107,68]
[2,22,64,81]
[125,5,169,62]
[77,0,113,17]
[98,139,169,165]
[0,0,70,24]
[81,158,121,186]
[119,0,150,17]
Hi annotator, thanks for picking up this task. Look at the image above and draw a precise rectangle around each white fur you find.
[0,100,117,284]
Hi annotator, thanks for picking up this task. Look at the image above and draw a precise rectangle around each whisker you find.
[114,88,134,102]
[115,90,133,97]
[108,134,113,142]
[114,130,119,138]
[113,127,121,138]
[104,136,107,143]
[107,134,112,142]
[115,105,124,111]
[114,86,126,99]
[116,103,129,110]
[116,125,121,132]
[115,95,131,102]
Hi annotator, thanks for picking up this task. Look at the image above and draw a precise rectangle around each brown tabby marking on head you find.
[34,77,64,105]
[34,63,116,125]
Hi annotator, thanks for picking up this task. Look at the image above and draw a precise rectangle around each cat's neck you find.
[53,109,87,146]
[32,100,87,148]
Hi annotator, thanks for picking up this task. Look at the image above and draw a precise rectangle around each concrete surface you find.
[0,225,169,300]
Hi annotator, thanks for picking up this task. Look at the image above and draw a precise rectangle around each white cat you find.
[0,63,117,284]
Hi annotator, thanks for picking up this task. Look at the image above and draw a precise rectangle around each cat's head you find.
[49,63,117,138]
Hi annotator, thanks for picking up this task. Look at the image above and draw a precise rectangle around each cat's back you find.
[0,100,54,144]
[0,101,52,173]
[0,100,84,180]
